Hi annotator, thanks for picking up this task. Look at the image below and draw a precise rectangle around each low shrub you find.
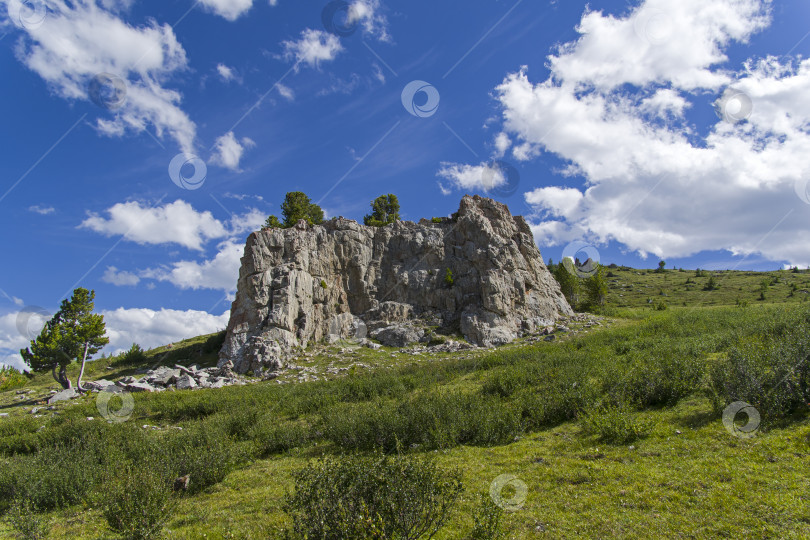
[320,392,521,452]
[101,467,176,540]
[708,323,810,420]
[284,452,463,540]
[579,401,653,444]
[468,492,506,539]
[0,366,28,392]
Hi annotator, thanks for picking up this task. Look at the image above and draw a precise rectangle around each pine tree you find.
[553,258,580,307]
[584,264,608,307]
[280,192,324,227]
[20,288,109,391]
[363,194,401,226]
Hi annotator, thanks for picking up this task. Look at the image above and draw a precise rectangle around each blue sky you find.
[1,0,810,368]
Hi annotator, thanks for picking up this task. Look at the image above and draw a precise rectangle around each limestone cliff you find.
[219,195,573,374]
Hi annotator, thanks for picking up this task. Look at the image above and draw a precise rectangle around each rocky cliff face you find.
[219,195,573,374]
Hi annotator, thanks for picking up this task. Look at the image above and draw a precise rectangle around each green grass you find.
[1,269,809,538]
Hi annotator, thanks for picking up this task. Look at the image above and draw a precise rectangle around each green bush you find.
[320,391,522,452]
[0,366,28,391]
[708,317,810,420]
[101,467,176,540]
[468,492,506,539]
[158,423,246,494]
[114,343,148,366]
[284,452,463,540]
[431,217,442,223]
[579,401,653,444]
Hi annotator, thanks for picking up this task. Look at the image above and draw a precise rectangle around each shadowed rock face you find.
[219,195,573,374]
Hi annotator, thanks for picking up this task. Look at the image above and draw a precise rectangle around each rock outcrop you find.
[220,195,573,374]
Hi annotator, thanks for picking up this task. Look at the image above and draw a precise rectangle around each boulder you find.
[47,389,78,404]
[370,325,424,348]
[176,374,197,390]
[125,382,157,393]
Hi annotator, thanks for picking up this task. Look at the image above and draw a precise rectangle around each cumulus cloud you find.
[142,239,243,293]
[479,0,810,266]
[102,266,141,286]
[81,202,262,292]
[101,307,229,354]
[211,131,255,171]
[5,0,197,153]
[198,0,254,21]
[282,29,343,68]
[79,200,228,251]
[0,307,227,370]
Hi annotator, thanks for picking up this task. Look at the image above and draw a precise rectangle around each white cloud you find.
[493,132,511,158]
[346,0,390,42]
[142,239,243,293]
[80,200,228,251]
[211,131,255,171]
[7,0,197,153]
[28,205,54,215]
[275,82,294,101]
[525,187,583,219]
[198,0,253,21]
[479,0,810,266]
[102,266,141,286]
[228,207,267,235]
[436,162,507,192]
[282,29,343,68]
[549,0,770,91]
[216,63,237,82]
[101,307,229,355]
[640,88,690,118]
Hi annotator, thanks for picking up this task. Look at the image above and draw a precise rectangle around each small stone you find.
[47,389,78,404]
[675,430,682,435]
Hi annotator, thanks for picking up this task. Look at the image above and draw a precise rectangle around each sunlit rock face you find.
[220,195,573,374]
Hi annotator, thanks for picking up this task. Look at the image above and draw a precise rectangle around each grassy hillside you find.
[0,269,809,539]
[603,265,810,308]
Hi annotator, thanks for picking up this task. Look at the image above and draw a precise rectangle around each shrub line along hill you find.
[0,268,809,538]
